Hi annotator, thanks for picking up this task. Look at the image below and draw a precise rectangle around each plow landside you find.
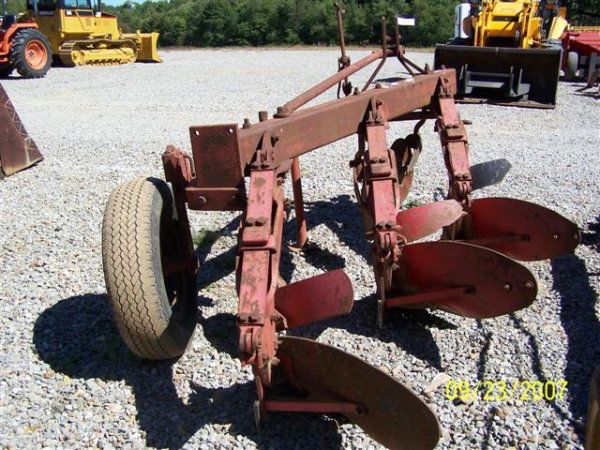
[434,44,562,108]
[0,82,43,177]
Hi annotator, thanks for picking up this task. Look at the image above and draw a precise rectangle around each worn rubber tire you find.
[102,177,197,360]
[566,51,579,80]
[10,29,52,78]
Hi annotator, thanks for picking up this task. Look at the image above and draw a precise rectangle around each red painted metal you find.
[270,336,441,450]
[0,21,39,65]
[468,198,581,261]
[562,31,600,60]
[390,241,537,318]
[187,125,246,211]
[291,157,307,248]
[274,269,353,329]
[155,11,580,445]
[0,82,44,176]
[263,400,360,414]
[396,200,464,243]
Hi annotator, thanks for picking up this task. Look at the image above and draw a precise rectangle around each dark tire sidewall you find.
[11,29,52,78]
[149,178,198,355]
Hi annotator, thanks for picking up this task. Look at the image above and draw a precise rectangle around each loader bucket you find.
[434,45,562,108]
[0,83,43,177]
[388,241,537,318]
[122,32,162,63]
[468,198,580,261]
[271,336,440,450]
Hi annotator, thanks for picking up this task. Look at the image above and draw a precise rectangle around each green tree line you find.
[103,0,457,47]
[4,0,599,46]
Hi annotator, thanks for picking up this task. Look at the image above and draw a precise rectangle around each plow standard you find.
[101,12,580,449]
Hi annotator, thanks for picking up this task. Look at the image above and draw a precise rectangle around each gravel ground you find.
[0,48,599,450]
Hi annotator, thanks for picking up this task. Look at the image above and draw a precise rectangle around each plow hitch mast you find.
[101,8,579,449]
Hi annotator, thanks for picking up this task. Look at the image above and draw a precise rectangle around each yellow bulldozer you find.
[435,0,568,108]
[0,0,160,78]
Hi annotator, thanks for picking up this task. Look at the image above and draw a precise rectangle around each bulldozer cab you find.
[27,0,98,14]
[27,0,121,55]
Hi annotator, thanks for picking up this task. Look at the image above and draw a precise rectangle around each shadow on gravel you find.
[303,195,371,262]
[581,215,600,252]
[274,194,453,370]
[33,294,343,449]
[284,293,453,371]
[550,217,600,439]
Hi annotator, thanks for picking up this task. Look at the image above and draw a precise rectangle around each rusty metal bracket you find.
[186,124,246,210]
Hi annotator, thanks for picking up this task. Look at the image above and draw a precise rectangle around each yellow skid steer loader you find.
[435,0,567,108]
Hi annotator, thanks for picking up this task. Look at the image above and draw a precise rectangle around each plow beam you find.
[389,241,537,318]
[467,198,580,261]
[183,69,458,212]
[434,45,562,108]
[0,83,43,177]
[261,336,440,450]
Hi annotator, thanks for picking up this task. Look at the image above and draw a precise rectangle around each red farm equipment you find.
[0,0,52,79]
[100,9,580,449]
[562,27,600,93]
[0,82,43,176]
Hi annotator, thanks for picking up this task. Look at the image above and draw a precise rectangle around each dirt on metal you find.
[0,82,43,177]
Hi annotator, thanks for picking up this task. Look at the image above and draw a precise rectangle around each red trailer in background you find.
[562,28,600,91]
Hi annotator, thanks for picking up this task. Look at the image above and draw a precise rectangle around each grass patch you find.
[193,229,219,249]
[401,199,423,210]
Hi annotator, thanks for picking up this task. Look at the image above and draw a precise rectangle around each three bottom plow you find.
[101,15,579,449]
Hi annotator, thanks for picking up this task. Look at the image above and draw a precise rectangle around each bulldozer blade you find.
[434,45,561,108]
[275,269,353,329]
[0,83,43,177]
[396,200,464,242]
[470,158,512,190]
[390,241,537,318]
[122,32,162,63]
[275,336,440,450]
[468,198,580,261]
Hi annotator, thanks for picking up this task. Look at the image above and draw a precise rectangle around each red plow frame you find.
[103,11,580,449]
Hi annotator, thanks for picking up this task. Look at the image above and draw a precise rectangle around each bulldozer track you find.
[59,39,138,67]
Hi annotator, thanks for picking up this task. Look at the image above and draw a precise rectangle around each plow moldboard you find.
[277,336,440,450]
[0,83,44,177]
[399,241,537,318]
[274,269,354,329]
[470,198,580,261]
[396,199,464,242]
